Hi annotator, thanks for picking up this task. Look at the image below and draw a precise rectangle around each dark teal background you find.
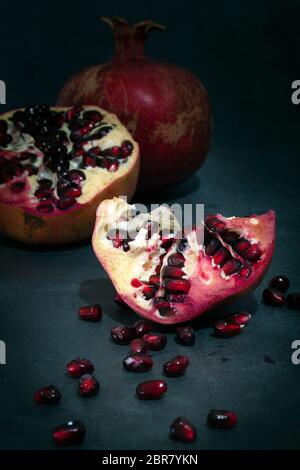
[0,0,300,450]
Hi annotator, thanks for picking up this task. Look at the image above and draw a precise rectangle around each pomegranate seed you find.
[160,234,174,249]
[164,278,190,293]
[205,237,221,256]
[133,320,152,337]
[78,374,99,397]
[176,326,195,346]
[79,304,102,322]
[207,409,237,429]
[123,354,153,372]
[153,297,170,311]
[129,338,148,354]
[163,355,189,377]
[136,380,167,400]
[67,357,94,378]
[106,160,119,172]
[269,275,290,293]
[10,181,25,193]
[213,320,243,338]
[223,258,242,276]
[111,146,121,157]
[53,420,86,446]
[206,216,226,233]
[56,197,76,210]
[222,230,240,244]
[89,146,102,156]
[239,264,252,278]
[82,153,96,167]
[83,110,102,123]
[234,238,251,254]
[34,188,52,200]
[114,293,128,308]
[149,275,160,286]
[213,247,231,266]
[64,185,82,198]
[131,278,142,288]
[226,311,251,326]
[68,169,86,184]
[33,385,61,405]
[262,288,286,307]
[37,203,53,213]
[286,293,300,310]
[38,178,52,188]
[243,244,261,263]
[167,252,185,268]
[142,284,157,299]
[143,333,167,351]
[170,417,197,443]
[162,266,184,278]
[111,325,136,345]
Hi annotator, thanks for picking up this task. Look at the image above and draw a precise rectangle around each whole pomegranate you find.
[57,17,212,193]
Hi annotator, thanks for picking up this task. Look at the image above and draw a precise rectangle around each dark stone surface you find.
[0,0,300,450]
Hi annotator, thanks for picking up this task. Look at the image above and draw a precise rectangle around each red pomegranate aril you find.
[243,244,261,262]
[67,357,94,378]
[34,188,52,200]
[213,247,231,266]
[78,374,100,397]
[149,275,160,287]
[239,264,252,278]
[167,252,185,268]
[131,278,142,288]
[82,153,96,167]
[37,203,53,213]
[269,275,290,293]
[68,169,86,184]
[123,354,153,372]
[33,385,61,405]
[170,417,197,443]
[286,293,300,310]
[129,338,148,354]
[136,380,167,400]
[64,185,82,198]
[89,146,102,156]
[163,355,189,377]
[111,325,136,345]
[56,197,76,210]
[114,292,129,309]
[162,266,184,279]
[226,311,251,326]
[111,146,121,157]
[222,230,240,245]
[262,288,286,307]
[223,258,242,276]
[153,297,170,311]
[234,238,251,254]
[10,181,25,193]
[176,326,195,346]
[205,237,221,256]
[83,110,103,123]
[38,178,53,188]
[53,420,86,446]
[206,216,226,233]
[164,278,190,293]
[213,320,243,338]
[143,333,167,351]
[207,409,237,429]
[79,304,102,322]
[142,284,157,300]
[133,320,152,337]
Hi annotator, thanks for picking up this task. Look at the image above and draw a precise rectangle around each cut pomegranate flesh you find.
[175,326,195,346]
[93,198,275,324]
[136,380,168,400]
[207,409,237,429]
[66,357,94,377]
[0,105,139,244]
[269,275,290,293]
[142,334,167,351]
[33,385,61,405]
[262,288,286,307]
[79,304,102,322]
[111,325,136,345]
[170,417,197,443]
[53,420,86,446]
[286,293,300,310]
[123,354,153,372]
[163,355,189,377]
[78,374,100,397]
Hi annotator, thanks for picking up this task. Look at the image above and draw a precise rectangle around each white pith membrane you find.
[93,198,276,324]
[0,105,138,213]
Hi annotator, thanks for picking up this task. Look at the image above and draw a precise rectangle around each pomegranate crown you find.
[101,16,165,60]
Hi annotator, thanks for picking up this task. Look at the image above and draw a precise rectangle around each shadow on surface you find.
[0,234,91,252]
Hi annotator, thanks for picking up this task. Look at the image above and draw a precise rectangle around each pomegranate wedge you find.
[93,198,275,324]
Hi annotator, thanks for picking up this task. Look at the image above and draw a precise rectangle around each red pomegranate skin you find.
[57,17,212,193]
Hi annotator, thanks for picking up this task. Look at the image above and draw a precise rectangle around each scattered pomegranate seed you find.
[133,320,152,337]
[262,288,286,307]
[226,311,251,326]
[170,417,197,443]
[78,304,102,322]
[78,374,100,397]
[143,333,167,351]
[136,380,168,400]
[129,338,148,354]
[163,355,189,377]
[53,420,86,446]
[176,326,195,346]
[111,325,136,345]
[213,320,243,338]
[33,385,61,405]
[269,275,290,293]
[286,293,300,310]
[123,354,153,372]
[207,409,237,429]
[66,357,94,378]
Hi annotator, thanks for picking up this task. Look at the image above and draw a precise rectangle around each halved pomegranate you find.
[93,198,275,324]
[0,105,139,244]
